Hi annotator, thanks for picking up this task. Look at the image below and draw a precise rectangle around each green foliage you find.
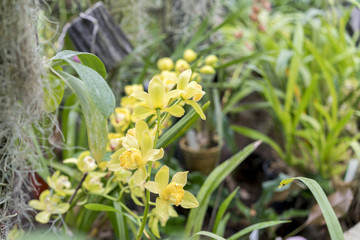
[185,141,262,236]
[279,177,344,240]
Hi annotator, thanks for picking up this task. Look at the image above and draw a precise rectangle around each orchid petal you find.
[155,165,169,190]
[171,171,188,186]
[184,100,206,120]
[178,69,192,90]
[146,148,164,162]
[180,191,199,208]
[156,197,169,226]
[133,166,147,186]
[131,91,151,106]
[135,120,149,145]
[149,77,165,109]
[133,105,156,120]
[165,105,185,118]
[28,200,44,210]
[144,181,161,194]
[35,211,51,224]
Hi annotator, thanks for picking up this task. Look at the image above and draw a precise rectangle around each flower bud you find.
[205,55,218,66]
[157,57,174,71]
[200,65,215,74]
[175,59,191,72]
[183,49,197,63]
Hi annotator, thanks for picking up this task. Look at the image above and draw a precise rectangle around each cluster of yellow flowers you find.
[29,49,217,238]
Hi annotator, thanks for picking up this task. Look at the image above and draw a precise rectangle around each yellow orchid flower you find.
[131,77,184,120]
[107,133,124,152]
[177,69,206,120]
[83,172,107,194]
[144,165,199,225]
[47,171,74,197]
[125,84,143,96]
[28,190,69,224]
[114,167,132,184]
[110,107,131,132]
[107,121,164,185]
[64,151,97,173]
[154,70,178,91]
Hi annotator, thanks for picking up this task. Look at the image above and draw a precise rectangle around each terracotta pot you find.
[179,137,220,175]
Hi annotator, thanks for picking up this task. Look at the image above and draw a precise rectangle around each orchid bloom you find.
[28,190,69,224]
[144,166,199,225]
[110,107,131,132]
[131,77,184,120]
[107,121,164,185]
[177,69,206,120]
[47,171,74,197]
[64,151,97,173]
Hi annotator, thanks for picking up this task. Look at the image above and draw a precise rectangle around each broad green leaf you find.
[43,72,65,113]
[51,50,106,78]
[186,141,261,236]
[66,60,115,117]
[156,102,210,148]
[228,220,290,240]
[51,69,107,163]
[85,203,120,213]
[232,126,285,159]
[279,177,344,240]
[192,231,226,240]
[213,187,239,233]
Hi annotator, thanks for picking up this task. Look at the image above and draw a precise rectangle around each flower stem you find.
[136,109,162,240]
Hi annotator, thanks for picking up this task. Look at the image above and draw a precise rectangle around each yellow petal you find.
[133,166,147,186]
[178,69,192,90]
[39,190,50,202]
[122,135,139,149]
[63,158,78,164]
[135,120,149,145]
[131,91,151,106]
[184,100,206,120]
[133,105,156,120]
[149,214,161,238]
[35,211,51,224]
[165,105,185,118]
[144,181,161,194]
[149,77,165,109]
[171,171,188,186]
[164,90,181,104]
[107,148,126,171]
[180,191,199,208]
[155,165,169,190]
[54,203,70,214]
[146,148,164,162]
[141,130,154,158]
[156,198,170,226]
[28,200,44,210]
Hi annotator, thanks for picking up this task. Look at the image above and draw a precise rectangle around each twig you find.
[68,172,88,204]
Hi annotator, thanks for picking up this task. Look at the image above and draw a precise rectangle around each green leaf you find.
[51,50,107,78]
[192,231,226,240]
[228,220,290,240]
[156,101,210,148]
[213,187,239,233]
[232,126,285,159]
[85,203,120,213]
[43,72,65,113]
[279,177,344,240]
[51,69,107,163]
[66,60,115,117]
[185,141,262,236]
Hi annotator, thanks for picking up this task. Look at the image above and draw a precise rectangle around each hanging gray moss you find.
[0,0,43,237]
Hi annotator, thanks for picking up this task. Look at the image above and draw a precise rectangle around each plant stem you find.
[136,109,162,240]
[68,172,88,204]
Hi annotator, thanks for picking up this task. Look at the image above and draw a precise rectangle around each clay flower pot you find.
[179,137,220,175]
